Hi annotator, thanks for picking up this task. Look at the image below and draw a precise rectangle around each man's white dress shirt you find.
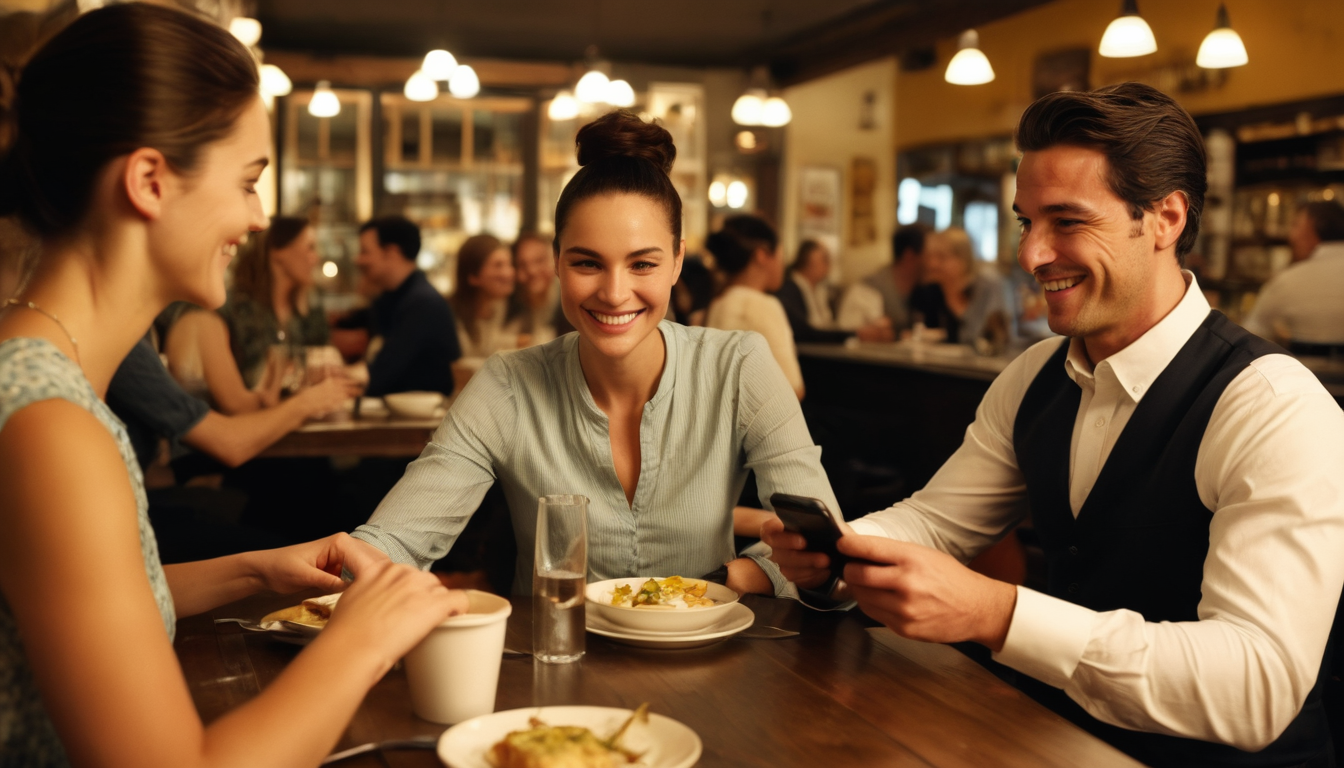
[851,273,1344,751]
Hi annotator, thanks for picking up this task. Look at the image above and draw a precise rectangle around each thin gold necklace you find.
[4,298,82,366]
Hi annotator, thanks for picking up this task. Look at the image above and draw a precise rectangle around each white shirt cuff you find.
[992,586,1097,689]
[848,517,888,537]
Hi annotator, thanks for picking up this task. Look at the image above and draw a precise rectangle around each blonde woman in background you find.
[908,227,1008,349]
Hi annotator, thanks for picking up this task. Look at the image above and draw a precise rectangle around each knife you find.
[738,625,799,639]
[321,735,439,765]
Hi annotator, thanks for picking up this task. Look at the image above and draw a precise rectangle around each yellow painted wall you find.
[897,0,1344,150]
[782,58,898,286]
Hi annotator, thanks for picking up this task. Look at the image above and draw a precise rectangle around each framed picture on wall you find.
[850,156,878,246]
[798,165,841,254]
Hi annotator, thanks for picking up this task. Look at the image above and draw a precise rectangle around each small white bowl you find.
[383,391,443,419]
[586,577,740,634]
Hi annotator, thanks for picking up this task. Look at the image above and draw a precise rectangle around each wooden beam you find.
[262,50,574,90]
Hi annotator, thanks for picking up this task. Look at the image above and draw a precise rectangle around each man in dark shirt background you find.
[355,215,460,397]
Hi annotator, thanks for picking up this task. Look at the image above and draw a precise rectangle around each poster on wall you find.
[798,166,841,255]
[849,157,877,247]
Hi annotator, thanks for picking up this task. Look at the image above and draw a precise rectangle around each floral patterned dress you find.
[0,338,176,767]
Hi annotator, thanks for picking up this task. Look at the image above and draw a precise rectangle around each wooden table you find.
[176,591,1143,768]
[259,410,443,459]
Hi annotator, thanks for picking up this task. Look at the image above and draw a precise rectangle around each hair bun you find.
[575,109,675,174]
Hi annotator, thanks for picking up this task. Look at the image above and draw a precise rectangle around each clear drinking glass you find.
[532,495,588,664]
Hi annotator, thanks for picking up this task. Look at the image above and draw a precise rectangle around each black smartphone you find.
[769,493,855,579]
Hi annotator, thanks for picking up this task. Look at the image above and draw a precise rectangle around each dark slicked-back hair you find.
[1016,82,1207,263]
[892,223,928,263]
[360,215,421,261]
[1301,200,1344,243]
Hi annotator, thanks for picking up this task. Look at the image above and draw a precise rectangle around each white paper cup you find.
[403,590,512,724]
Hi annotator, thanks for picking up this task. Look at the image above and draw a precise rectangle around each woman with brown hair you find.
[0,6,464,766]
[162,216,341,413]
[353,110,839,598]
[449,232,520,360]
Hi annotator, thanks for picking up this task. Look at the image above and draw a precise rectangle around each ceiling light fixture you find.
[1196,3,1248,69]
[605,79,636,108]
[448,64,480,98]
[1099,0,1157,58]
[308,80,340,118]
[259,63,292,108]
[760,96,793,127]
[575,68,611,103]
[944,29,995,85]
[404,70,439,102]
[731,89,767,126]
[422,49,458,80]
[732,67,790,127]
[229,17,261,48]
[548,90,580,121]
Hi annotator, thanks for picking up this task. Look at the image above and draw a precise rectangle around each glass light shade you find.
[422,49,458,80]
[726,180,749,209]
[944,48,995,85]
[945,30,995,85]
[548,91,580,121]
[308,81,341,118]
[708,180,727,207]
[322,261,339,278]
[1099,15,1157,57]
[575,70,610,103]
[605,79,636,107]
[1197,28,1248,68]
[260,64,292,97]
[731,89,766,126]
[448,65,480,98]
[404,70,439,102]
[229,17,261,47]
[760,97,792,127]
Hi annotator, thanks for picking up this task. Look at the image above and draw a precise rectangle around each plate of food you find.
[218,593,340,644]
[586,602,754,649]
[586,576,739,634]
[437,704,700,768]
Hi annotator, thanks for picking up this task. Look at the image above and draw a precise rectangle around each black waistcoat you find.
[1011,311,1332,768]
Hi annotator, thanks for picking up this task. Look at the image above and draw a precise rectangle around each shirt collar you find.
[1063,270,1210,403]
[1311,241,1344,260]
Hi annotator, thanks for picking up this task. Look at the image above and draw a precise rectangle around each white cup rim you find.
[432,589,512,628]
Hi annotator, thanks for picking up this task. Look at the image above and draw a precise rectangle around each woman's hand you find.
[760,517,832,590]
[249,533,392,595]
[293,375,354,419]
[320,559,470,677]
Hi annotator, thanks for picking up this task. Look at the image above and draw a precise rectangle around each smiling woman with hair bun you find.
[352,109,841,598]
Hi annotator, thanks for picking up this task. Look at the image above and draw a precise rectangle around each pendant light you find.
[308,81,340,118]
[404,70,439,102]
[422,49,458,80]
[1197,3,1248,69]
[575,68,611,103]
[228,17,261,48]
[760,96,792,127]
[448,64,480,98]
[731,89,767,126]
[548,90,580,121]
[605,79,636,108]
[260,64,292,98]
[944,29,995,85]
[1099,0,1157,58]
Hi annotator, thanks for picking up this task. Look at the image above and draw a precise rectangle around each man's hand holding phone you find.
[763,494,861,593]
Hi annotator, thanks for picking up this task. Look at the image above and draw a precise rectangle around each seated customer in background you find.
[908,227,1009,349]
[836,223,927,334]
[507,231,564,344]
[777,239,893,345]
[353,111,839,599]
[107,335,349,560]
[671,254,714,326]
[355,215,461,397]
[766,83,1344,768]
[704,215,805,400]
[160,217,332,412]
[1242,200,1344,355]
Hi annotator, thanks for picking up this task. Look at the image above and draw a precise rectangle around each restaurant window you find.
[380,94,529,294]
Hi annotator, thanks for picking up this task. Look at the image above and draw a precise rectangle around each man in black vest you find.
[765,83,1344,768]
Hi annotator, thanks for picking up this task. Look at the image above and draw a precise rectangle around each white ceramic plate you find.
[437,705,701,768]
[586,602,754,649]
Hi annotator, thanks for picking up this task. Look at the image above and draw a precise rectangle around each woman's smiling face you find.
[557,193,683,364]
